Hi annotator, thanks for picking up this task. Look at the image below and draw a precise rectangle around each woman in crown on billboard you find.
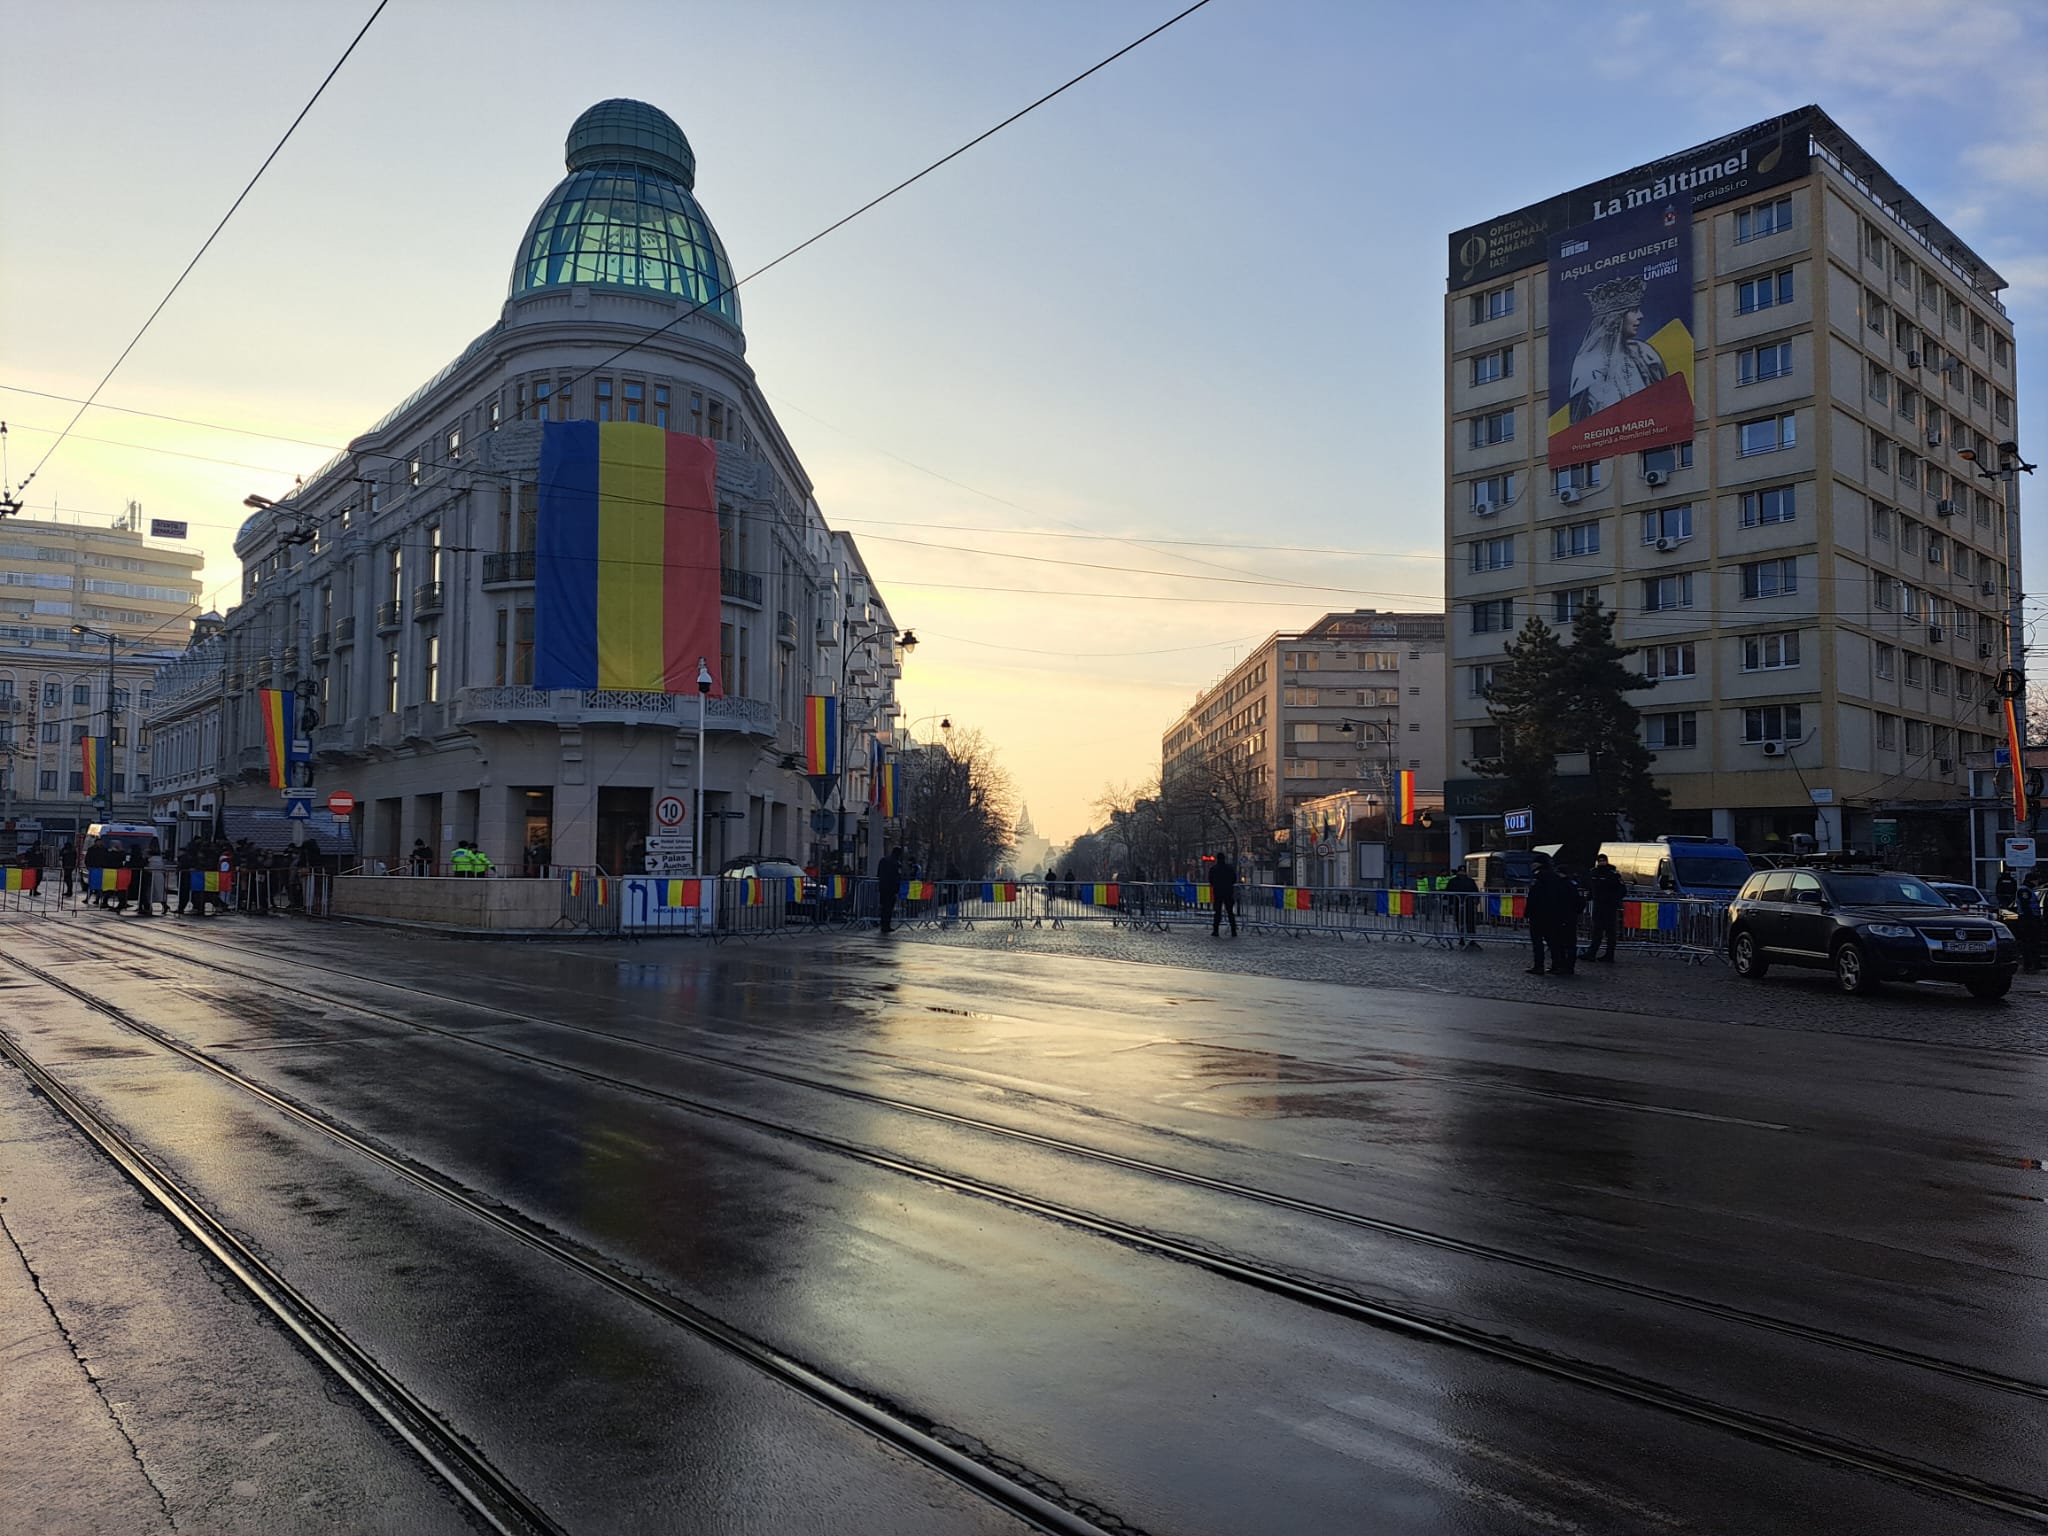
[1566,275,1666,422]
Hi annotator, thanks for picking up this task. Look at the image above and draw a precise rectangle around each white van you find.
[84,822,163,860]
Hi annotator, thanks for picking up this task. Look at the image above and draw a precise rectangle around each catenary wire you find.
[12,1,390,499]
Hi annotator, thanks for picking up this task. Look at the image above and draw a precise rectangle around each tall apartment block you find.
[1442,107,2020,868]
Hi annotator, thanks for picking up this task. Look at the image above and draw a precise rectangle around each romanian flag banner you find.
[595,878,610,907]
[654,878,704,908]
[1174,880,1215,907]
[1396,770,1418,826]
[2,868,38,892]
[828,875,852,899]
[257,688,293,789]
[2005,696,2030,824]
[1486,893,1526,919]
[1274,887,1312,910]
[1624,900,1678,931]
[80,735,108,800]
[902,880,935,900]
[873,760,898,818]
[533,421,722,693]
[188,871,234,895]
[1377,889,1416,916]
[803,695,839,776]
[566,870,584,897]
[86,867,132,892]
[1084,882,1120,906]
[982,882,1018,903]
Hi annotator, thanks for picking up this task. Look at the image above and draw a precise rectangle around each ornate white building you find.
[156,100,905,874]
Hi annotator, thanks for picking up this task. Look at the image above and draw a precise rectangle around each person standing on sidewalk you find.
[1526,853,1577,975]
[1582,855,1625,962]
[1210,852,1240,939]
[876,847,902,935]
[2015,879,2042,974]
[1445,867,1479,949]
[58,839,77,898]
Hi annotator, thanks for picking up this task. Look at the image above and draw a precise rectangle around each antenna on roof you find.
[0,423,18,519]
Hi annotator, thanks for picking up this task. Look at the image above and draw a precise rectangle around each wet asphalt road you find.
[0,911,2043,1534]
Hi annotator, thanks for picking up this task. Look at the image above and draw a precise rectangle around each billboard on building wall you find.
[1545,193,1695,469]
[1447,106,1815,289]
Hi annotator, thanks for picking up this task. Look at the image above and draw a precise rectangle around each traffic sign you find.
[327,792,356,816]
[644,854,695,874]
[2006,838,2037,870]
[645,834,694,854]
[1504,808,1533,835]
[284,790,313,822]
[654,796,686,827]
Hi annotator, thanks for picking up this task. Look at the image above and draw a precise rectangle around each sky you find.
[3,0,2043,846]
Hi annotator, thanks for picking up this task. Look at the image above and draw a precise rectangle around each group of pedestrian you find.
[1994,866,2044,973]
[1520,851,1627,976]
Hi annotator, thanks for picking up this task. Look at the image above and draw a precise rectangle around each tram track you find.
[6,934,2048,1526]
[55,918,2048,1407]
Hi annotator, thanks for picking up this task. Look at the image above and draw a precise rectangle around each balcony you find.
[721,567,763,606]
[776,610,798,647]
[450,685,776,737]
[0,696,22,715]
[375,599,402,631]
[414,582,445,618]
[312,631,331,660]
[482,550,536,586]
[280,646,299,673]
[333,615,356,646]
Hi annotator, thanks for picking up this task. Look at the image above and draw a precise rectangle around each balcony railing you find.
[449,686,776,736]
[333,615,356,646]
[776,610,798,646]
[482,550,536,585]
[376,599,402,631]
[312,632,331,659]
[721,567,763,606]
[414,582,445,617]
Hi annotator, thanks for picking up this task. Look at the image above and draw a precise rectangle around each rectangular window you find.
[1552,521,1599,559]
[1871,432,1890,470]
[1743,631,1801,671]
[423,632,440,703]
[1469,473,1516,511]
[1469,725,1501,759]
[445,426,462,462]
[1897,386,1917,424]
[487,399,501,431]
[1739,340,1793,384]
[1735,196,1792,242]
[1467,664,1497,698]
[1898,451,1918,487]
[1644,712,1698,750]
[494,609,508,686]
[708,399,726,441]
[1470,347,1514,386]
[1876,713,1897,751]
[1469,409,1514,448]
[1736,268,1794,313]
[1741,558,1798,598]
[596,377,614,422]
[1994,335,2011,369]
[39,770,55,792]
[1970,315,1987,351]
[73,684,90,705]
[1640,442,1693,476]
[1874,642,1895,679]
[1642,572,1693,612]
[1871,504,1892,541]
[1926,533,1944,567]
[513,609,534,686]
[1904,652,1926,686]
[1743,704,1803,743]
[68,772,83,793]
[1738,413,1797,456]
[1468,535,1514,572]
[1905,718,1928,754]
[1868,364,1889,406]
[1469,598,1513,634]
[1470,285,1514,323]
[408,453,422,488]
[384,649,400,713]
[1740,485,1796,526]
[1995,391,2012,425]
[1643,642,1696,681]
[1641,504,1693,544]
[1553,587,1596,623]
[622,379,644,423]
[1865,289,1889,334]
[653,384,670,429]
[1555,461,1602,493]
[1929,661,1950,694]
[43,682,61,707]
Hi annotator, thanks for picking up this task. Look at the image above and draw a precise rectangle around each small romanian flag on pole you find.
[86,867,132,893]
[2,868,38,892]
[802,695,839,776]
[1396,769,1417,826]
[80,735,108,800]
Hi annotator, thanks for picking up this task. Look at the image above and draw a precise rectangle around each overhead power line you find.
[11,0,389,502]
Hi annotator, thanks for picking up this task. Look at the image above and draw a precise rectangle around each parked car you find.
[719,858,823,917]
[1727,867,2018,999]
[1924,880,1994,913]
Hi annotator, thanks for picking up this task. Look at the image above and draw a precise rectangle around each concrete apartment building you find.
[1161,610,1446,865]
[1443,106,2021,865]
[0,513,202,839]
[153,100,905,875]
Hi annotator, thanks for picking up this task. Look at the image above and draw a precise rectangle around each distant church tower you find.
[1010,802,1052,876]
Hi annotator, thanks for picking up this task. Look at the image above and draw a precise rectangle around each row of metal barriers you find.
[0,869,336,918]
[555,874,1731,958]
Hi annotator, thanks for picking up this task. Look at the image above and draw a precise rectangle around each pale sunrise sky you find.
[3,0,2043,845]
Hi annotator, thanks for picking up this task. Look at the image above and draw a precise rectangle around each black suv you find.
[1728,867,2018,999]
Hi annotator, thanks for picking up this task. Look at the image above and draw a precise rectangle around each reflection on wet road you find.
[2,916,2043,1534]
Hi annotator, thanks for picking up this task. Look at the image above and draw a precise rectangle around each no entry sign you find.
[654,796,686,827]
[327,792,356,816]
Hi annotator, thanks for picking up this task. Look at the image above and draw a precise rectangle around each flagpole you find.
[694,658,712,876]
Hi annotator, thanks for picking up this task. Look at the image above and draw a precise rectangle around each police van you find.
[1596,835,1753,899]
[1462,849,1536,892]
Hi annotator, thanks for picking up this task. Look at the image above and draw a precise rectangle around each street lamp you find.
[70,623,118,816]
[1338,719,1398,795]
[694,656,713,875]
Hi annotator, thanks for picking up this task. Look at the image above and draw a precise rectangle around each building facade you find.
[157,100,904,875]
[1160,610,1447,867]
[1444,107,2020,864]
[0,633,183,844]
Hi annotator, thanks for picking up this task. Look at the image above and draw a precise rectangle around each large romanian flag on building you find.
[257,688,292,789]
[803,695,839,776]
[1396,769,1418,826]
[873,759,898,818]
[533,421,722,693]
[79,735,108,799]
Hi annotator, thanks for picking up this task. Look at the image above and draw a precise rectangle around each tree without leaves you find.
[897,727,1016,877]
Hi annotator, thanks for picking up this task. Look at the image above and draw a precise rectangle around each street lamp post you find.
[1959,438,2036,780]
[71,623,118,819]
[694,657,712,875]
[900,714,951,869]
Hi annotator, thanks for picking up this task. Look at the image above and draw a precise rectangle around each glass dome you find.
[511,100,741,330]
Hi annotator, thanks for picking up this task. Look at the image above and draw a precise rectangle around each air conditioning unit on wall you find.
[1558,487,1582,505]
[1761,741,1785,757]
[1645,469,1670,487]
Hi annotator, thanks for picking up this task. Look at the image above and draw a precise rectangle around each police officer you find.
[2015,878,2043,975]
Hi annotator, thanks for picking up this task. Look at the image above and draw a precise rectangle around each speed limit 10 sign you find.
[654,796,687,828]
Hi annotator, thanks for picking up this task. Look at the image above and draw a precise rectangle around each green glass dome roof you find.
[511,100,741,329]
